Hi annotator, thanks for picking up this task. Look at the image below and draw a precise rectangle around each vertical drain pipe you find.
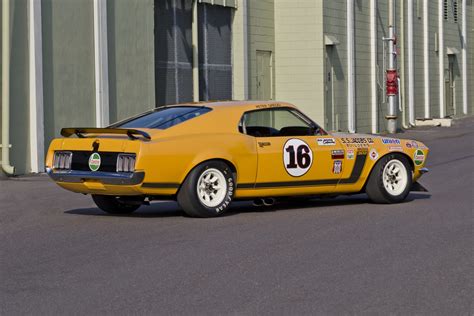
[28,0,45,173]
[347,0,356,133]
[461,0,468,115]
[407,0,415,126]
[423,0,430,118]
[93,0,109,127]
[370,0,377,134]
[192,0,200,102]
[1,0,15,175]
[438,0,445,117]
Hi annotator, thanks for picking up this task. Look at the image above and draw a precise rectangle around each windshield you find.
[113,106,212,129]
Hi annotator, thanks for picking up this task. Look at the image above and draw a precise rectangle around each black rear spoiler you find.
[61,128,151,141]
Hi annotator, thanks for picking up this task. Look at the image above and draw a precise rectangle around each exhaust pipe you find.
[253,198,276,207]
[253,198,264,207]
[263,198,276,206]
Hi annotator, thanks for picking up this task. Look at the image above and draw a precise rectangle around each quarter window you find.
[112,106,211,130]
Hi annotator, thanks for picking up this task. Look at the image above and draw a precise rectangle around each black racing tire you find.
[366,153,413,204]
[177,161,235,218]
[92,195,142,214]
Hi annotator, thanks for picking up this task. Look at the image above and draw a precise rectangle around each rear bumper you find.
[46,168,145,185]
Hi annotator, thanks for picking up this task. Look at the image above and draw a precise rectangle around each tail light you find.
[116,154,136,172]
[53,151,73,170]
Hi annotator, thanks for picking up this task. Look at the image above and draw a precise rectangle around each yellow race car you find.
[46,101,429,217]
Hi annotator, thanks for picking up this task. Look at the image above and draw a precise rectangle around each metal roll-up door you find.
[155,0,193,106]
[198,3,232,101]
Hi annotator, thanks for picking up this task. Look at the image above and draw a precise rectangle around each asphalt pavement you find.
[1,117,473,315]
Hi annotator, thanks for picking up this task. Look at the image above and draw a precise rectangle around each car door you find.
[242,108,343,192]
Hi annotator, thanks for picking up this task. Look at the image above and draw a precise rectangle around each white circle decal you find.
[283,138,313,177]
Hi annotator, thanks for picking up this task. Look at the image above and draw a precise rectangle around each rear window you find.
[114,106,212,129]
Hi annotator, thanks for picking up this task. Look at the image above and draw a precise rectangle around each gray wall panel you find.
[0,0,30,174]
[42,0,95,151]
[107,0,155,122]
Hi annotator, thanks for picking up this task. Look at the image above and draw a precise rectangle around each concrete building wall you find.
[275,0,325,125]
[323,0,348,131]
[247,0,275,100]
[107,0,155,124]
[232,0,248,100]
[469,1,474,114]
[443,0,464,117]
[353,0,373,132]
[428,0,441,118]
[1,0,30,174]
[412,0,425,120]
[324,0,394,133]
[41,0,96,153]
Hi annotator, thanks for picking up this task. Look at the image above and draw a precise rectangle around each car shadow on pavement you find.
[65,201,185,218]
[65,192,430,218]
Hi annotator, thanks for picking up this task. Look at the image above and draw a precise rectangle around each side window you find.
[241,108,319,137]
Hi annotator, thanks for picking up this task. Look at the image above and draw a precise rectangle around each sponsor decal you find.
[406,141,418,149]
[333,160,342,174]
[369,149,379,161]
[331,149,345,159]
[340,137,374,148]
[317,138,336,146]
[255,103,282,109]
[389,146,403,151]
[88,152,101,171]
[347,149,355,160]
[413,149,425,166]
[382,138,401,145]
[283,139,313,177]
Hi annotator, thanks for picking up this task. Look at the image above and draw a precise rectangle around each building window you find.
[443,0,448,20]
[416,0,422,19]
[453,0,458,23]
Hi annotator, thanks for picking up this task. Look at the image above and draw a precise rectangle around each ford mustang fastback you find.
[46,101,429,217]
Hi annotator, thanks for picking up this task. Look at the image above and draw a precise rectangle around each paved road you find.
[1,118,473,315]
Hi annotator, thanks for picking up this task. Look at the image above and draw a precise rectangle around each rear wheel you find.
[92,195,142,214]
[366,154,412,204]
[177,161,235,217]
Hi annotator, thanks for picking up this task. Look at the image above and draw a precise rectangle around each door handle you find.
[258,141,271,148]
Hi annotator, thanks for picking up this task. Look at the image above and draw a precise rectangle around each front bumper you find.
[46,168,145,185]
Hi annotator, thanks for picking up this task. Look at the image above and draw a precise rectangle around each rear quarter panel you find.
[139,132,257,192]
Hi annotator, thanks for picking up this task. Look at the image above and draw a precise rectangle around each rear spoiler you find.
[61,128,151,141]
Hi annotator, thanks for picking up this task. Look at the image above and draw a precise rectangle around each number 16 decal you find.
[283,139,313,177]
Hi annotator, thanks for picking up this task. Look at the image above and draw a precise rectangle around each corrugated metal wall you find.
[155,0,194,106]
[198,3,232,101]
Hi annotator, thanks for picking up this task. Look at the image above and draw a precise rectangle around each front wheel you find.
[92,195,142,214]
[366,154,412,204]
[177,161,235,217]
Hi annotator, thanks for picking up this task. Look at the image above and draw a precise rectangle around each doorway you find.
[256,50,273,100]
[445,55,456,117]
[325,47,335,131]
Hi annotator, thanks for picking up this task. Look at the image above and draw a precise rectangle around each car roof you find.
[166,100,297,112]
